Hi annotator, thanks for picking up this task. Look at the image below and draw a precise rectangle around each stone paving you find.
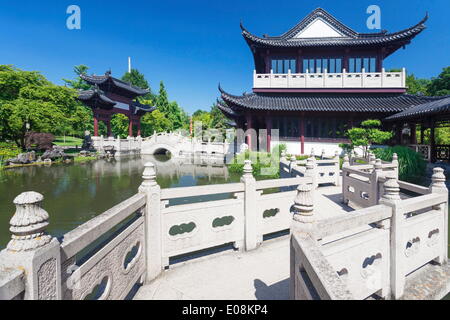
[134,184,352,300]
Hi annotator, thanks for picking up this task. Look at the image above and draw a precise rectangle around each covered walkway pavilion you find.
[385,96,450,163]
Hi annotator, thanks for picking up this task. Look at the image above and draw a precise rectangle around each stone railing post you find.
[392,153,399,179]
[139,162,163,282]
[290,182,315,299]
[379,173,403,299]
[334,151,340,186]
[350,150,355,165]
[241,160,259,251]
[289,155,297,176]
[305,157,317,189]
[369,152,376,167]
[310,148,315,158]
[343,154,350,168]
[342,154,350,204]
[429,167,448,264]
[371,159,383,205]
[0,192,62,300]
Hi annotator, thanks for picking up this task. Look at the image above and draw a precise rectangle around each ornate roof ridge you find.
[241,9,428,48]
[80,72,150,96]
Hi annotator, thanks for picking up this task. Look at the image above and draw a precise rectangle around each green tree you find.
[63,65,91,90]
[427,66,450,96]
[346,119,393,156]
[0,65,82,148]
[210,103,229,129]
[141,110,172,135]
[111,113,130,138]
[121,68,154,101]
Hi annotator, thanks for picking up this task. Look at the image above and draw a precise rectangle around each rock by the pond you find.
[8,151,36,164]
[41,146,68,160]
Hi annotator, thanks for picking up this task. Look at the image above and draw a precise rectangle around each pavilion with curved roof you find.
[77,71,155,137]
[217,8,448,161]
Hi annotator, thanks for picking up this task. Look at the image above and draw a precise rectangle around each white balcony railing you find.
[253,68,406,89]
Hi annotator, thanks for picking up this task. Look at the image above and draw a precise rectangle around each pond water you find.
[0,155,242,249]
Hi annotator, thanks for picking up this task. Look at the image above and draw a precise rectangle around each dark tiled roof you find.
[385,96,450,121]
[219,87,439,114]
[241,8,427,48]
[132,101,156,115]
[77,89,116,109]
[80,72,150,96]
[217,100,240,118]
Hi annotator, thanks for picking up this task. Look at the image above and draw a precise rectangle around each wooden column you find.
[410,123,417,144]
[395,123,402,145]
[264,50,271,73]
[137,119,142,136]
[420,124,425,144]
[128,117,133,137]
[246,114,253,151]
[106,120,112,137]
[430,123,436,163]
[93,114,99,137]
[300,113,305,155]
[344,48,350,71]
[266,114,272,153]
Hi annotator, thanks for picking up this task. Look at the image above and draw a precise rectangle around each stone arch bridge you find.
[92,132,233,157]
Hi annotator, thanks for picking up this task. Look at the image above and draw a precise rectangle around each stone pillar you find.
[371,159,383,205]
[379,174,403,299]
[334,151,340,186]
[392,153,399,179]
[343,154,350,167]
[289,155,297,176]
[0,192,62,300]
[369,152,376,166]
[241,160,259,251]
[138,162,163,282]
[429,167,448,264]
[305,157,317,189]
[291,183,315,237]
[290,182,315,300]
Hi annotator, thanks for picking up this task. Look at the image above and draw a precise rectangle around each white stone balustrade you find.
[253,68,406,89]
[0,155,448,300]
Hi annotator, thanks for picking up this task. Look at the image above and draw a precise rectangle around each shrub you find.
[25,132,54,150]
[372,145,426,183]
[227,150,279,179]
[0,142,21,167]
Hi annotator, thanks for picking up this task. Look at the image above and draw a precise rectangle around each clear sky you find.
[0,0,448,114]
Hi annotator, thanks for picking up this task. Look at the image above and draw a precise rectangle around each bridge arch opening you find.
[153,147,172,156]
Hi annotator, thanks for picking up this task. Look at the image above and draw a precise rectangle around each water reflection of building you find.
[91,155,230,181]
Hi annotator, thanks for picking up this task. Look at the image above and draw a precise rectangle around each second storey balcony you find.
[253,68,406,92]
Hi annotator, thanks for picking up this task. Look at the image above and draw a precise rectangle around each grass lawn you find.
[54,136,83,147]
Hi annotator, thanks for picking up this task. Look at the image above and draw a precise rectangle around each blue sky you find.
[0,0,448,114]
